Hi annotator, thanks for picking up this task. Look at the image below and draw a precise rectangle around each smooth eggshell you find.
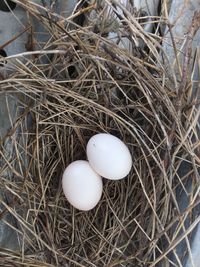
[62,160,103,211]
[86,133,132,180]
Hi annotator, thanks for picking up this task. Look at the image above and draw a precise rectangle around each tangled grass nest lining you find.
[0,1,200,266]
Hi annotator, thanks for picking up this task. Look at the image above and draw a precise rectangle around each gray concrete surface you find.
[0,94,20,251]
[103,0,159,50]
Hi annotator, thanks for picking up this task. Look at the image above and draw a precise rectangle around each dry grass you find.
[0,1,200,266]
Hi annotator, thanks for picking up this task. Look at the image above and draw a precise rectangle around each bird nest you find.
[0,1,200,266]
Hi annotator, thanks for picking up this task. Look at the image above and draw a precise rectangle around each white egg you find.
[86,133,132,180]
[62,160,103,211]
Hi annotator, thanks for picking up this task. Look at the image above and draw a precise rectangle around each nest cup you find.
[0,1,200,266]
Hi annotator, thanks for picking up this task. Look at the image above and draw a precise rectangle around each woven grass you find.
[0,1,200,266]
